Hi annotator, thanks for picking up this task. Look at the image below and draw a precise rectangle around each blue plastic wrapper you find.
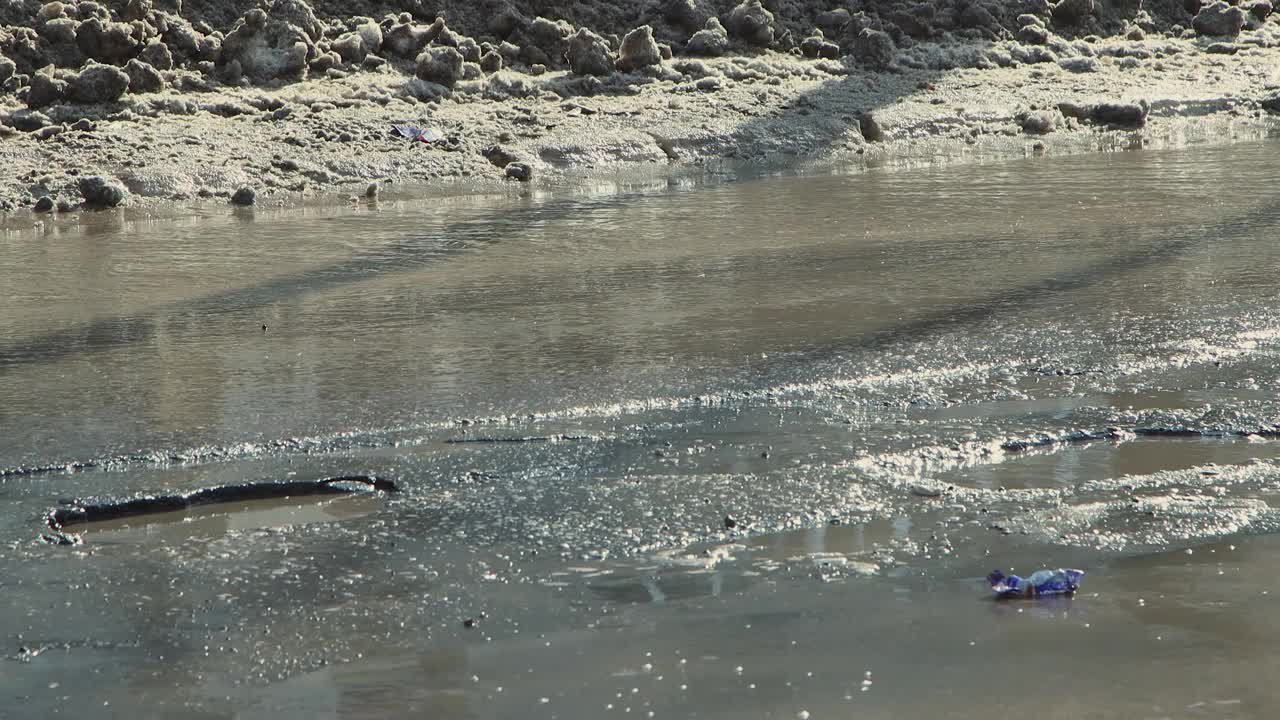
[988,568,1084,598]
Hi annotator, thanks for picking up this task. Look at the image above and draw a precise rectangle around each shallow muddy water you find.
[5,140,1280,718]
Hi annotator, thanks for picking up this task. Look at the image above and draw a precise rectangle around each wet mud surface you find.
[5,140,1280,717]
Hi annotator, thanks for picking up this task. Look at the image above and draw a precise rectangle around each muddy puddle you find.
[6,140,1280,717]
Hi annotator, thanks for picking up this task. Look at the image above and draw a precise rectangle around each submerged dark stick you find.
[44,475,397,534]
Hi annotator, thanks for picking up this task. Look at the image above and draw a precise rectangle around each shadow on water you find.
[0,187,668,369]
[766,201,1280,369]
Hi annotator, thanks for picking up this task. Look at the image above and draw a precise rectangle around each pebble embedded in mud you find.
[77,175,126,207]
[504,161,533,181]
[230,186,257,206]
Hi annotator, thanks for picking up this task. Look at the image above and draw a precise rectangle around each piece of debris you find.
[391,125,446,144]
[988,568,1084,598]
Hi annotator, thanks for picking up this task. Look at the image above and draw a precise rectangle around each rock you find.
[852,28,894,69]
[433,22,464,49]
[75,16,142,64]
[959,4,1000,32]
[1056,100,1088,119]
[479,50,503,74]
[33,196,55,213]
[1247,0,1273,20]
[892,4,936,38]
[8,109,52,131]
[383,20,433,59]
[138,40,173,70]
[488,9,523,40]
[34,124,63,140]
[910,484,944,498]
[78,175,127,206]
[57,199,77,212]
[38,2,67,22]
[230,186,257,206]
[40,16,81,60]
[402,76,443,101]
[330,21,383,64]
[1261,94,1280,113]
[1205,41,1239,54]
[1058,56,1099,72]
[67,62,130,103]
[1018,23,1051,43]
[1016,109,1056,133]
[859,111,885,142]
[1009,44,1058,63]
[332,33,367,63]
[356,21,383,55]
[160,18,211,65]
[726,0,775,47]
[615,25,662,72]
[818,8,852,33]
[457,38,482,64]
[219,8,317,83]
[364,182,378,198]
[70,118,94,131]
[309,50,339,73]
[1088,100,1149,127]
[521,16,572,67]
[0,58,15,85]
[483,144,519,167]
[26,72,67,108]
[2,27,46,77]
[496,40,520,66]
[415,46,463,88]
[687,17,729,56]
[663,0,709,31]
[694,75,722,91]
[659,43,673,60]
[271,0,324,42]
[1051,0,1095,25]
[123,0,151,22]
[222,58,245,83]
[528,16,570,47]
[566,28,615,76]
[799,33,841,59]
[1193,1,1246,36]
[124,58,163,93]
[504,162,532,181]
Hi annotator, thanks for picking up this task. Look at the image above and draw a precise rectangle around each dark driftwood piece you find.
[45,475,397,533]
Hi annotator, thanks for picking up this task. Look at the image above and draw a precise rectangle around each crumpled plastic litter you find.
[391,125,446,144]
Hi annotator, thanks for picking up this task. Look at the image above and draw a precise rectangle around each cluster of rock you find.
[1,0,1272,111]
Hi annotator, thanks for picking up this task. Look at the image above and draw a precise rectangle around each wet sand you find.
[234,532,1280,720]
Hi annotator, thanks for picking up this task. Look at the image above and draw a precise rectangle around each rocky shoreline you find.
[2,0,1280,219]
